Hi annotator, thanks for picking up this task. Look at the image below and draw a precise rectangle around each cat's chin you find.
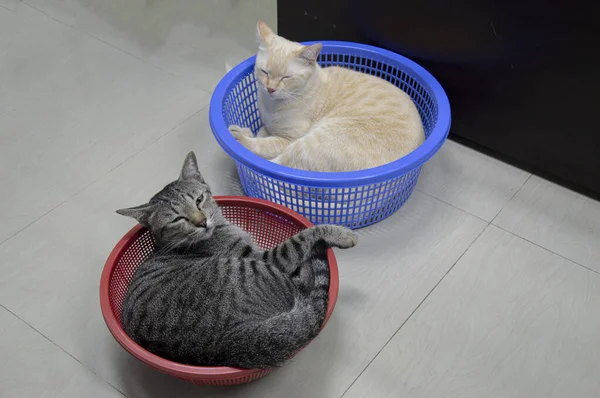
[202,227,215,240]
[194,225,216,241]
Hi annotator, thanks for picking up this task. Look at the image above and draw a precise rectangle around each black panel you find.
[278,0,600,198]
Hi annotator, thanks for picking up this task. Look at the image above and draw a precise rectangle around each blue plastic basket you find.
[210,41,451,229]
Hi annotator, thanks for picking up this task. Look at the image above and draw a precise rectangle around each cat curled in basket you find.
[116,152,357,369]
[228,21,425,172]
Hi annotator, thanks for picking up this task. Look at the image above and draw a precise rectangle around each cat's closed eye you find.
[260,68,269,75]
[281,75,292,80]
[172,216,189,224]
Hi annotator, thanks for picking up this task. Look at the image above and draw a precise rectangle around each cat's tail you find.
[305,254,330,332]
[227,258,330,369]
[229,295,328,369]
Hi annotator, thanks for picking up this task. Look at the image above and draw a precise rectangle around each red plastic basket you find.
[99,196,339,386]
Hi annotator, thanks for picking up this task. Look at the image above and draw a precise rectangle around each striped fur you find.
[117,152,357,369]
[228,21,425,172]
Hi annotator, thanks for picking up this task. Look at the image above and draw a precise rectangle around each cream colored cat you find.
[229,21,425,173]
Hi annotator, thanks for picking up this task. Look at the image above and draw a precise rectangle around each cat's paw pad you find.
[326,226,358,249]
[229,125,253,140]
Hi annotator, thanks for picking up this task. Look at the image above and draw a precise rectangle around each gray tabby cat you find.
[116,152,358,369]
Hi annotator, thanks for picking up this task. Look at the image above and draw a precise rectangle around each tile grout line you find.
[420,172,597,274]
[341,176,599,396]
[0,4,15,12]
[478,170,599,275]
[340,222,492,398]
[414,188,489,223]
[22,0,211,94]
[0,303,128,398]
[491,223,600,276]
[341,220,600,397]
[0,104,208,395]
[0,104,208,250]
[415,169,534,226]
[489,173,533,224]
[0,199,68,247]
[21,1,174,78]
[86,105,209,193]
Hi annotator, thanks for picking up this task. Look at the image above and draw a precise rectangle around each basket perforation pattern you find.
[102,198,335,386]
[214,42,449,228]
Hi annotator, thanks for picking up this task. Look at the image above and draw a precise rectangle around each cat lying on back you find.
[229,21,425,172]
[117,152,358,369]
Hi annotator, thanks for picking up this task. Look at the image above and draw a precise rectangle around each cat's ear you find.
[298,43,322,65]
[179,151,205,183]
[256,20,275,46]
[116,203,156,226]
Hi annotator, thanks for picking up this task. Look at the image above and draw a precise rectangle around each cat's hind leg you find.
[223,302,322,368]
[264,225,357,273]
[228,226,356,368]
[222,226,356,369]
[263,225,357,292]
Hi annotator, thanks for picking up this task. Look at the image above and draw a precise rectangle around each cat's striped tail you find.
[305,254,331,333]
[227,248,331,369]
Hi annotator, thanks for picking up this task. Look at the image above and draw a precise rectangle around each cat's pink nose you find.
[267,87,276,94]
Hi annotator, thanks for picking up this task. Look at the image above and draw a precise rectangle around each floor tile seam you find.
[489,173,533,224]
[0,303,128,398]
[0,4,15,12]
[414,187,490,223]
[22,0,211,94]
[339,222,492,398]
[87,104,209,192]
[0,199,68,247]
[0,105,207,249]
[490,223,600,276]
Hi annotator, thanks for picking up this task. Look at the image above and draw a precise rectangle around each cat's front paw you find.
[322,225,358,249]
[229,125,254,140]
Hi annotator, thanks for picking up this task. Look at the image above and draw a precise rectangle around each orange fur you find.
[229,21,425,172]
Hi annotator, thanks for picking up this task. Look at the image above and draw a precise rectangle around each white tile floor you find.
[1,2,599,398]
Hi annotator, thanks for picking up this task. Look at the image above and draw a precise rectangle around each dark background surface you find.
[277,0,600,198]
